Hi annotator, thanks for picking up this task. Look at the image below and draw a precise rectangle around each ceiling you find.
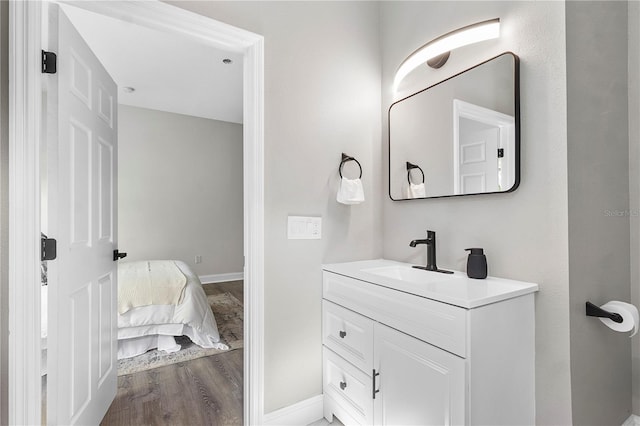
[62,5,243,124]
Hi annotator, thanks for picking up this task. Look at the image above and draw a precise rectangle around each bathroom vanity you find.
[321,259,538,425]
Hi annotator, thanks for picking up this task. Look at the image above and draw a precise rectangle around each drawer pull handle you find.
[339,330,347,338]
[340,381,347,390]
[373,369,380,399]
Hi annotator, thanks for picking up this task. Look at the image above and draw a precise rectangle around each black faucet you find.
[409,230,453,274]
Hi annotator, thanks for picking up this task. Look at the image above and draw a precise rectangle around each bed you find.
[117,260,228,359]
[40,260,223,366]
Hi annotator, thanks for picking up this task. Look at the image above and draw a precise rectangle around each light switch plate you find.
[288,216,322,239]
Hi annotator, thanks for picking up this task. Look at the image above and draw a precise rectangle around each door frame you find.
[8,1,265,425]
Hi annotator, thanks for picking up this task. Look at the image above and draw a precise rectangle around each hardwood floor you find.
[202,280,243,302]
[101,280,244,426]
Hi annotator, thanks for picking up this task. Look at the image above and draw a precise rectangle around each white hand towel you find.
[337,177,365,205]
[407,182,426,199]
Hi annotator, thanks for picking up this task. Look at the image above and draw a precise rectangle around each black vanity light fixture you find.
[393,18,500,92]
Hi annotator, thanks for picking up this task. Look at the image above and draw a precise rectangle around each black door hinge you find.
[42,50,57,74]
[497,148,504,158]
[41,237,57,261]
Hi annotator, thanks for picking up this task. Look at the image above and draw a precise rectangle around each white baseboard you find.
[623,414,640,426]
[199,272,244,284]
[263,395,324,426]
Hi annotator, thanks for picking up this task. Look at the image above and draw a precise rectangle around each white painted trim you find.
[243,35,266,426]
[8,1,265,424]
[623,414,640,426]
[199,272,244,284]
[62,0,255,52]
[8,2,43,425]
[263,395,324,426]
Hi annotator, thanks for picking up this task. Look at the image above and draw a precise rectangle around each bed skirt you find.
[118,335,181,359]
[117,322,228,359]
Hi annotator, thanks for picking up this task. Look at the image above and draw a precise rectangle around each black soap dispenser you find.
[465,248,487,279]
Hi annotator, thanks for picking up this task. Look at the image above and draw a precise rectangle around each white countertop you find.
[322,259,538,309]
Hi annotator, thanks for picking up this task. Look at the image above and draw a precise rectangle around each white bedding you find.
[118,260,187,314]
[117,260,228,359]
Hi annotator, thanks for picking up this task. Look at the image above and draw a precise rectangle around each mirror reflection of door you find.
[457,119,499,194]
[388,52,519,200]
[453,99,515,195]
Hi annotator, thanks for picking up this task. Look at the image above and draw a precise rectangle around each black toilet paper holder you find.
[586,301,623,323]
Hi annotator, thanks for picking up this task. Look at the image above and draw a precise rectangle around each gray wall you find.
[567,3,631,424]
[631,0,640,416]
[380,2,572,424]
[167,1,382,413]
[566,2,632,423]
[118,105,243,277]
[0,1,8,423]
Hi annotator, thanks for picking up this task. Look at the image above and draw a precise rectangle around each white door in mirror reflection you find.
[458,123,499,193]
[453,99,515,195]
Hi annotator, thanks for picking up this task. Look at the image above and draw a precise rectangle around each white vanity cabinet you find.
[321,260,538,426]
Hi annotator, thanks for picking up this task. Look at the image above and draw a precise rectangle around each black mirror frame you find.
[388,51,520,201]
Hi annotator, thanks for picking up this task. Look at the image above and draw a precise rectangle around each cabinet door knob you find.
[339,330,347,338]
[340,381,347,390]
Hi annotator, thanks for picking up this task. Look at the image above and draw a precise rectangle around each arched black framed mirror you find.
[389,52,520,200]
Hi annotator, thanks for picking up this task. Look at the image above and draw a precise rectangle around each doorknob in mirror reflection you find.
[113,250,128,261]
[393,18,500,91]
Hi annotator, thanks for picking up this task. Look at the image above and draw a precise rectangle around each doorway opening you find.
[9,1,264,425]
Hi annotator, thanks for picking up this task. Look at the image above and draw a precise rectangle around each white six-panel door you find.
[457,120,500,194]
[46,4,118,425]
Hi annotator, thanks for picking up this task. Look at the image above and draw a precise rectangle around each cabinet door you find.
[374,323,466,426]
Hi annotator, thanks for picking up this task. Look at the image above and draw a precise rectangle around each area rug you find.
[117,292,243,376]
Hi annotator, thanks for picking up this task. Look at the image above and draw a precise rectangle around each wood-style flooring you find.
[101,280,244,426]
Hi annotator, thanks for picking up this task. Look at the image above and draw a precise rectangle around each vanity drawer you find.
[323,300,374,372]
[323,272,468,357]
[323,347,373,426]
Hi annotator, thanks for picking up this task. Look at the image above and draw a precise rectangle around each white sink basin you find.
[362,265,461,285]
[323,259,538,309]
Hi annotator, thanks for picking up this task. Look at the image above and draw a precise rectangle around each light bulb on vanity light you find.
[393,18,500,92]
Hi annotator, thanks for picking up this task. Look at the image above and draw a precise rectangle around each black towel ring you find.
[406,162,425,184]
[339,153,363,179]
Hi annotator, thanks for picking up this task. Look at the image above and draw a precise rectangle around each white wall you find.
[166,1,383,413]
[380,2,572,424]
[118,105,243,278]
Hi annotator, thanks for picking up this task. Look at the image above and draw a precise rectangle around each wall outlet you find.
[288,216,322,239]
[195,255,202,264]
